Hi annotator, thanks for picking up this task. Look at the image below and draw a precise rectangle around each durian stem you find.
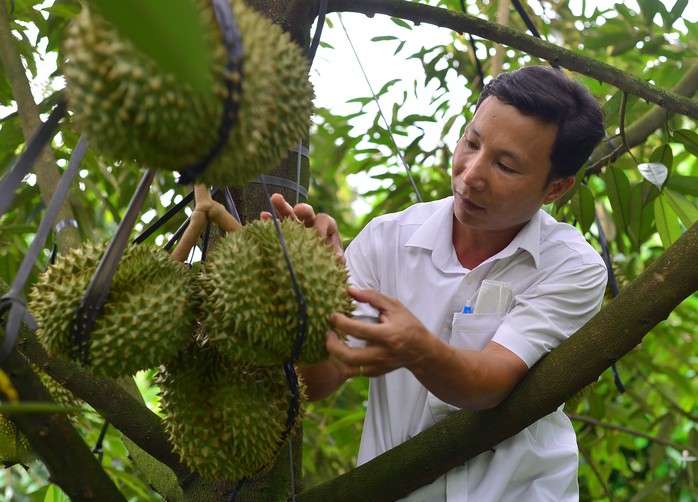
[170,185,242,262]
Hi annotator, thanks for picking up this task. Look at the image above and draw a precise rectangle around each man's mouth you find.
[458,193,485,211]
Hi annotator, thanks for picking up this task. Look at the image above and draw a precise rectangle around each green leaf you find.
[568,184,595,234]
[666,175,698,196]
[673,129,698,157]
[637,162,668,189]
[602,166,632,232]
[86,0,213,95]
[664,189,698,227]
[42,484,70,502]
[628,183,655,248]
[653,193,682,247]
[390,17,413,30]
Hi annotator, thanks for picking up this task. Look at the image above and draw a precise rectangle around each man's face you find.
[451,96,572,234]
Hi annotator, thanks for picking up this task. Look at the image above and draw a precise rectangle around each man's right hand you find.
[260,193,345,263]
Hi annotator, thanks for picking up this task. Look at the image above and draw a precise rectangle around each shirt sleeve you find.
[492,259,608,368]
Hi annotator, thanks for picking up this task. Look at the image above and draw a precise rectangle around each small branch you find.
[568,413,698,457]
[171,185,242,262]
[619,92,638,164]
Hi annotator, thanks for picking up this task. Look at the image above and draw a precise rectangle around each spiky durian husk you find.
[28,242,196,378]
[0,414,35,466]
[199,219,353,365]
[157,342,304,480]
[61,0,314,187]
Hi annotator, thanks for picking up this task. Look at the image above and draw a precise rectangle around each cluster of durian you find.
[199,219,354,365]
[28,241,196,378]
[157,339,304,481]
[61,0,315,187]
[26,219,352,481]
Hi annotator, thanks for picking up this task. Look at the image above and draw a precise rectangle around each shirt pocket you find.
[450,312,504,351]
[426,313,505,423]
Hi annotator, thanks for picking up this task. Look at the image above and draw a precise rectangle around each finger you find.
[346,287,399,313]
[326,332,369,376]
[292,203,316,226]
[269,193,297,219]
[330,312,384,342]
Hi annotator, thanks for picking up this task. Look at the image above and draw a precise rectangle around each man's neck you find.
[452,217,525,270]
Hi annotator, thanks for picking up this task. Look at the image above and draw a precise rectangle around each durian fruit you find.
[28,241,196,378]
[158,342,305,480]
[199,219,353,366]
[0,414,34,466]
[61,0,314,187]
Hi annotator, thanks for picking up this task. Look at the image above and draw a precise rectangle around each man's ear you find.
[543,176,575,204]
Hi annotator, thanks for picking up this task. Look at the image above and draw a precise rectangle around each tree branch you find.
[587,62,698,174]
[298,221,698,501]
[14,329,193,484]
[326,0,698,120]
[1,324,125,500]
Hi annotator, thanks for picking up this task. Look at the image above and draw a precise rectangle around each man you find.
[266,65,607,500]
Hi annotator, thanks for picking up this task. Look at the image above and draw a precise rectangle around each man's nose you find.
[461,153,487,191]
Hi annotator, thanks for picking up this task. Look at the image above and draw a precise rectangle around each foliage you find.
[0,0,696,500]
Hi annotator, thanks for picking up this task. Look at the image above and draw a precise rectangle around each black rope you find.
[132,190,194,245]
[593,209,625,393]
[0,99,66,218]
[163,218,191,252]
[307,0,328,64]
[509,0,561,70]
[178,0,244,184]
[71,169,156,365]
[0,136,88,363]
[459,0,484,91]
[249,175,309,201]
[218,187,242,224]
[92,421,110,463]
[200,221,212,263]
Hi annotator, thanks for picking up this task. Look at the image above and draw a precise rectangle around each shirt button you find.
[465,275,473,284]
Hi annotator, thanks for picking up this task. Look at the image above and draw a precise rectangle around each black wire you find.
[92,421,110,463]
[307,0,328,64]
[200,221,212,262]
[458,0,485,91]
[178,0,244,184]
[132,190,194,245]
[510,0,561,69]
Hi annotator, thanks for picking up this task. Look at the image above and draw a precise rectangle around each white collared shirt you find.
[345,196,608,501]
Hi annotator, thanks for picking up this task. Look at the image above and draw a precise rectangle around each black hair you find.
[475,66,605,180]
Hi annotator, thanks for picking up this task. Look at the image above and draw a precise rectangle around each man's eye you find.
[465,139,477,149]
[497,163,517,174]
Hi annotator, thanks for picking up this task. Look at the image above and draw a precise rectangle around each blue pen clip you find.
[462,303,472,314]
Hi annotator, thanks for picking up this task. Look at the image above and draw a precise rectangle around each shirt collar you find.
[405,197,543,269]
